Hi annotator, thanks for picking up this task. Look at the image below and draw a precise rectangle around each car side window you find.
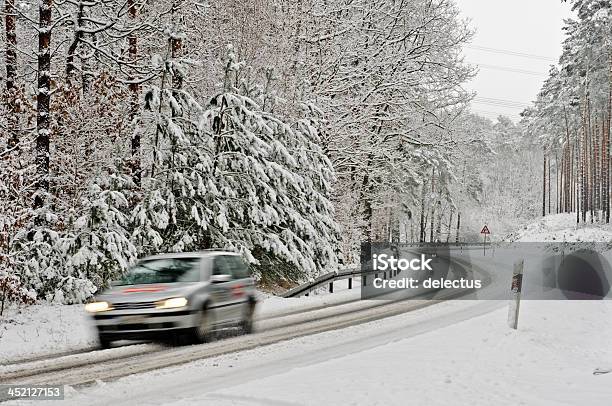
[227,256,250,279]
[213,256,232,276]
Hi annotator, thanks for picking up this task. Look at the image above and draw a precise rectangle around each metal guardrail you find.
[282,268,356,298]
[282,244,485,298]
[282,266,401,298]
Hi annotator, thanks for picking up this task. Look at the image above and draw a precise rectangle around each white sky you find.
[454,0,574,122]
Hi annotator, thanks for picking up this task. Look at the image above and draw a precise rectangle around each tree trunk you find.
[607,60,612,223]
[548,150,552,214]
[568,144,572,212]
[419,182,426,243]
[594,120,601,219]
[561,150,566,212]
[573,137,579,220]
[580,102,589,223]
[587,97,594,221]
[5,0,18,150]
[34,0,52,210]
[556,152,560,214]
[429,167,435,242]
[455,212,461,243]
[435,201,442,242]
[447,209,453,243]
[171,0,183,91]
[572,138,578,212]
[602,113,608,223]
[66,1,85,80]
[429,205,435,242]
[543,153,547,216]
[607,83,612,223]
[128,0,141,185]
[359,104,389,242]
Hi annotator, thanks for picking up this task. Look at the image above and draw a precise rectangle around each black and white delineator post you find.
[508,259,524,330]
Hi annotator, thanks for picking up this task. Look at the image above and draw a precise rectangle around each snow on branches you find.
[135,45,339,279]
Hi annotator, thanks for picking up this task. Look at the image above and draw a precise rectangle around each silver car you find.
[85,251,258,348]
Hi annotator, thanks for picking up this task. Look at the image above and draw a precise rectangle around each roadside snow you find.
[508,213,612,242]
[260,277,361,318]
[0,304,98,364]
[42,300,612,406]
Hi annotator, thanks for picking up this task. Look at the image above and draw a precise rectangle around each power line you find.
[472,97,530,109]
[475,96,530,106]
[466,45,557,62]
[472,104,523,111]
[472,103,522,110]
[470,62,549,77]
[472,102,528,110]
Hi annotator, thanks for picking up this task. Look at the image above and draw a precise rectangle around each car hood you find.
[96,282,204,303]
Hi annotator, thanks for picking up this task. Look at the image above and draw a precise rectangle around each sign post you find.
[508,259,524,330]
[480,225,490,256]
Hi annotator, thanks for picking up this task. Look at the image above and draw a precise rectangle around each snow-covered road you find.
[6,238,612,406]
[0,280,363,365]
[1,288,469,387]
[13,300,502,405]
[2,252,485,386]
[23,300,610,406]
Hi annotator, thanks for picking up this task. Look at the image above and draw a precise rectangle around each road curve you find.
[1,257,488,387]
[0,295,467,387]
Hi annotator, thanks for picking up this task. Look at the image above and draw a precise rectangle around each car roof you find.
[141,251,241,261]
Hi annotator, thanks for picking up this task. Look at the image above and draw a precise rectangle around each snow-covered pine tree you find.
[0,126,37,309]
[134,43,339,280]
[61,171,137,297]
[200,46,338,278]
[132,45,209,255]
[9,209,67,302]
[8,175,133,304]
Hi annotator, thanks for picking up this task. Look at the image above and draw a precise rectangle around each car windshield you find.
[116,258,201,285]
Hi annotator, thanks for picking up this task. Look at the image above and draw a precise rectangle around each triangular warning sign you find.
[480,225,491,234]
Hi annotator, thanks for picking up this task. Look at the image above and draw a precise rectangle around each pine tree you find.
[134,44,339,279]
[62,173,137,294]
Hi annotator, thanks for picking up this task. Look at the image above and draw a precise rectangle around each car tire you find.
[98,334,112,350]
[191,308,214,344]
[241,301,256,334]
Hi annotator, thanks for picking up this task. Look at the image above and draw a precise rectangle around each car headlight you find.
[156,297,188,309]
[85,301,113,313]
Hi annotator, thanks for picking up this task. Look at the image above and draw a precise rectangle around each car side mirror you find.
[211,274,232,283]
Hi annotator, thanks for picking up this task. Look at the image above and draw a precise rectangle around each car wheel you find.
[98,334,112,350]
[191,308,214,344]
[241,301,256,334]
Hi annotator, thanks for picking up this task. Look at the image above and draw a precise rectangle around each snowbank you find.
[508,213,612,242]
[0,304,98,364]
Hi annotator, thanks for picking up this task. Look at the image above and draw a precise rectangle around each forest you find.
[526,0,612,224]
[0,0,543,304]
